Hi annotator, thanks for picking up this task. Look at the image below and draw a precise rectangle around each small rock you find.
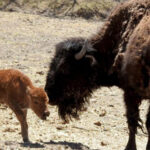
[35,79,40,83]
[99,110,106,117]
[56,126,64,130]
[5,141,15,145]
[3,128,16,132]
[101,141,107,146]
[94,121,101,126]
[36,71,44,75]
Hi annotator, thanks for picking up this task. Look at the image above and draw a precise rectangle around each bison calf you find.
[0,69,49,142]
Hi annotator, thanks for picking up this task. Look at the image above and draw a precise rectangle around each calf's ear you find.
[26,86,31,94]
[26,86,35,96]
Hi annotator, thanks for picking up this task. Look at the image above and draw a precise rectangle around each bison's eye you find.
[58,63,71,75]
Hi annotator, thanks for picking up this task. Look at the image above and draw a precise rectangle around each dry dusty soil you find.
[0,11,149,150]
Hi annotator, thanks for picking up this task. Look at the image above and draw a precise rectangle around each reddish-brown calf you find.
[0,69,50,142]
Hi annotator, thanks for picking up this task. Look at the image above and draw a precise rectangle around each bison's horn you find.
[75,40,88,60]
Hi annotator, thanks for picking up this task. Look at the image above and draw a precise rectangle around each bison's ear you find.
[85,55,97,66]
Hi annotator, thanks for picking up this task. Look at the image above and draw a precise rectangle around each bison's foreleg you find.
[124,92,141,150]
[146,105,150,150]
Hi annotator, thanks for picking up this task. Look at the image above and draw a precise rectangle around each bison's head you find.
[45,38,108,122]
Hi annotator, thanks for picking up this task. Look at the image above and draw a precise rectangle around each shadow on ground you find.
[43,140,90,150]
[19,140,92,149]
[20,142,45,148]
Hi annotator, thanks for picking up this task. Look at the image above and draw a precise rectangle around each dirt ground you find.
[0,11,149,150]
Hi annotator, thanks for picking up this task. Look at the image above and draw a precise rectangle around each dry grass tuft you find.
[0,0,125,20]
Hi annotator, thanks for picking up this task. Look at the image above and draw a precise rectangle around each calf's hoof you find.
[23,138,30,143]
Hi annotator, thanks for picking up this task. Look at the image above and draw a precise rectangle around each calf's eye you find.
[34,101,39,104]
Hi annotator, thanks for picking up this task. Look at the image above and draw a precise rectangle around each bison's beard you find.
[58,95,91,122]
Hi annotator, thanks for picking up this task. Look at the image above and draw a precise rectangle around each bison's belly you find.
[120,15,150,98]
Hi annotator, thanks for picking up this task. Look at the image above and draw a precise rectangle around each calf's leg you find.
[11,106,29,142]
[124,92,141,150]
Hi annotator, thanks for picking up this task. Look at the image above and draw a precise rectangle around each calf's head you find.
[45,38,106,122]
[28,87,50,120]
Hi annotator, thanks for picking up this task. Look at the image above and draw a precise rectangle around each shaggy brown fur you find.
[0,69,49,142]
[45,0,150,150]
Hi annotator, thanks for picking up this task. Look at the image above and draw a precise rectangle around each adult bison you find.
[45,0,150,149]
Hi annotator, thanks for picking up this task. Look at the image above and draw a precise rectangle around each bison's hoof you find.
[125,146,137,150]
[146,143,150,150]
[125,143,137,150]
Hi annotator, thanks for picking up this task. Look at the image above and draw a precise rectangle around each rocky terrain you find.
[0,11,148,150]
